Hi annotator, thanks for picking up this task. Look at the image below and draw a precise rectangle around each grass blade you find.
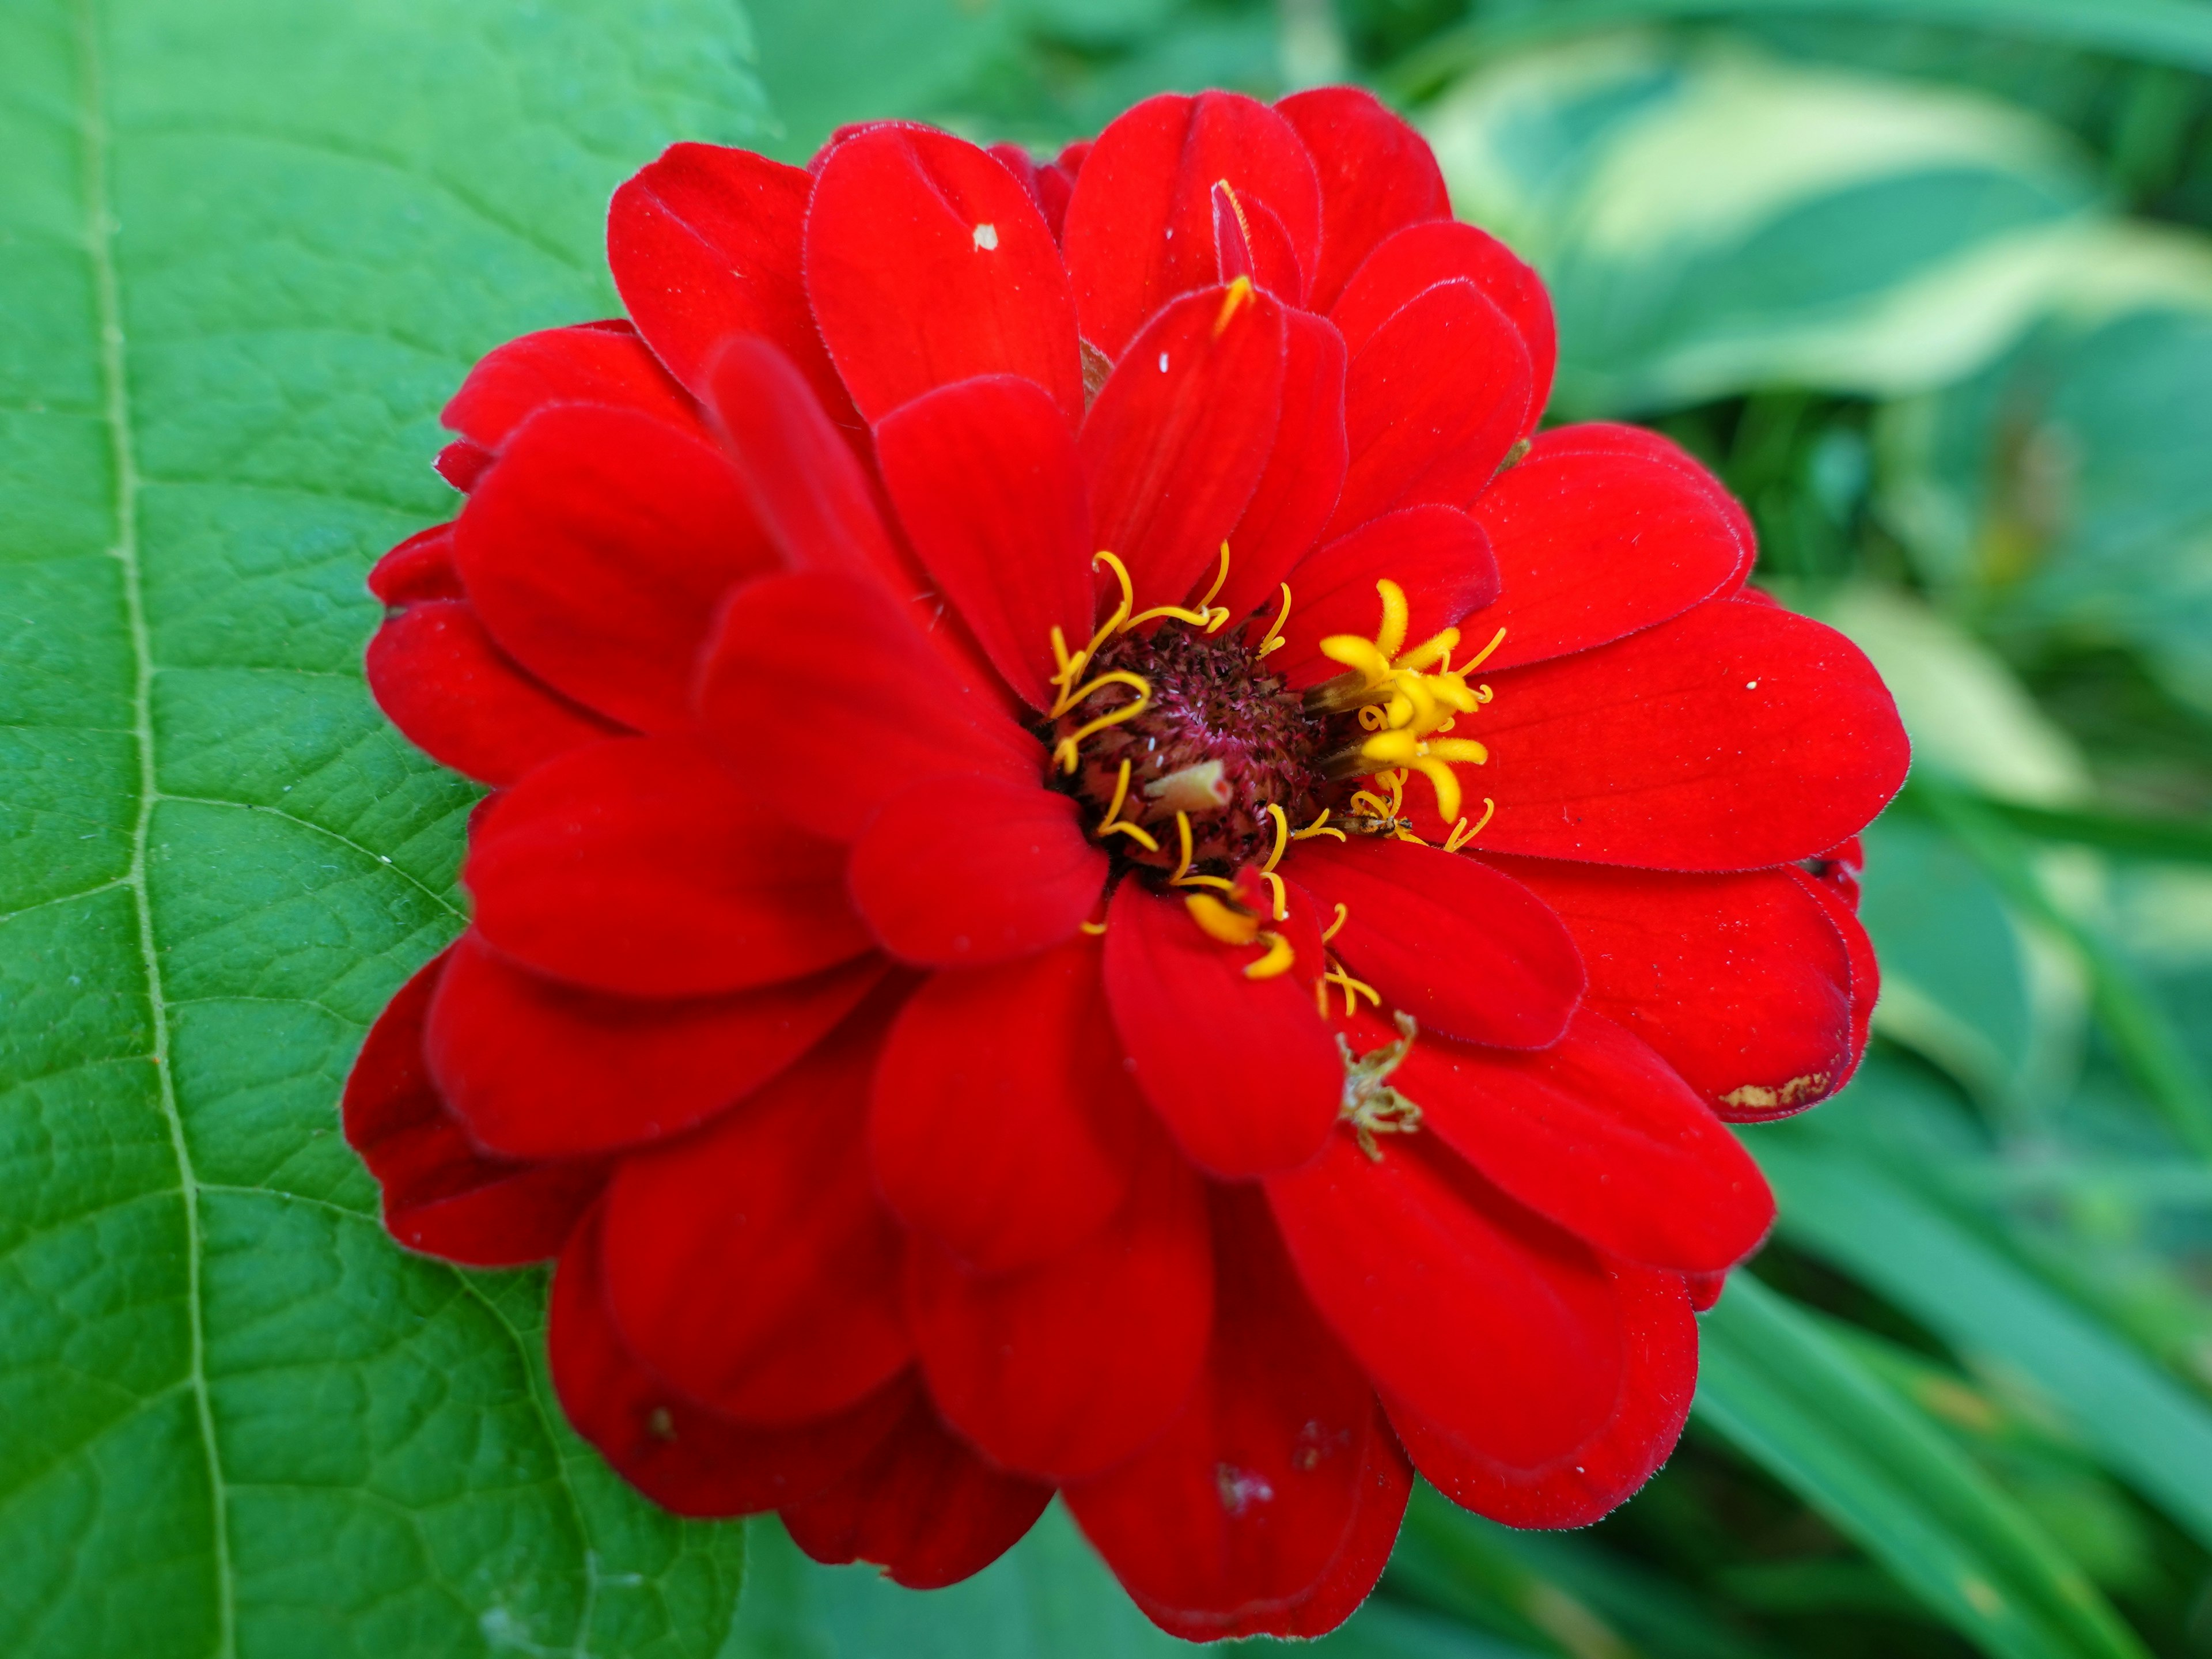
[1695,1276,2150,1659]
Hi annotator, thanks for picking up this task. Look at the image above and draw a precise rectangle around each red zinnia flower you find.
[345,88,1908,1638]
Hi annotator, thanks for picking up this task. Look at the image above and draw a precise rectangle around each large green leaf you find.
[1693,1276,2149,1659]
[0,1,767,1651]
[724,1506,1537,1659]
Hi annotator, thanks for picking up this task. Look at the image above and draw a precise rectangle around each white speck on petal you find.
[1745,680,1758,690]
[972,222,999,251]
[1158,352,1170,372]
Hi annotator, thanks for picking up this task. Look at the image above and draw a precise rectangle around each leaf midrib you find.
[74,0,240,1650]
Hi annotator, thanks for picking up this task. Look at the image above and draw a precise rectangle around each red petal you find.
[988,141,1074,242]
[849,777,1107,967]
[1475,597,1911,870]
[1487,856,1857,1118]
[695,571,1046,841]
[700,338,899,585]
[1326,281,1533,538]
[1101,881,1339,1179]
[1289,836,1583,1049]
[1329,222,1554,426]
[1275,87,1451,314]
[607,144,858,429]
[1790,863,1879,1113]
[1065,1187,1410,1641]
[1266,505,1497,688]
[1388,1263,1696,1528]
[425,930,887,1160]
[1474,427,1752,672]
[435,440,493,493]
[465,734,870,998]
[368,523,463,604]
[342,951,605,1267]
[1213,311,1349,626]
[1063,92,1321,359]
[781,1393,1053,1589]
[601,1017,912,1424]
[1081,283,1287,609]
[806,126,1083,425]
[1535,421,1758,564]
[1211,183,1305,302]
[453,405,774,732]
[1267,1132,1624,1469]
[1272,1421,1416,1638]
[365,599,623,787]
[1687,1270,1727,1312]
[442,320,703,455]
[550,1208,914,1517]
[871,940,1145,1274]
[704,337,1021,710]
[874,375,1098,709]
[1402,1009,1774,1272]
[906,1131,1213,1480]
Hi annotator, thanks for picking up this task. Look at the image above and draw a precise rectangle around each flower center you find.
[1051,624,1328,876]
[1040,548,1505,900]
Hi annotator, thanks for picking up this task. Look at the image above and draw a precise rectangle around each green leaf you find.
[0,1,766,1652]
[726,1506,1537,1659]
[1751,1124,2212,1556]
[1912,779,2212,1154]
[1878,302,2212,719]
[1386,0,2212,103]
[1693,1275,2150,1659]
[1417,36,2112,414]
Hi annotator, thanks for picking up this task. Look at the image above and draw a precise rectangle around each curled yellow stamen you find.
[1093,759,1161,853]
[1292,808,1346,843]
[1244,931,1295,979]
[1050,669,1151,774]
[1261,804,1290,873]
[1259,869,1287,922]
[1317,963,1382,1019]
[1080,919,1108,935]
[1442,799,1496,853]
[1321,902,1347,944]
[1185,891,1259,946]
[1254,583,1293,658]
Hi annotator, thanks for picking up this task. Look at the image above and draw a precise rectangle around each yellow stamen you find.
[1212,274,1254,339]
[1261,804,1290,873]
[1080,919,1108,935]
[1185,891,1260,947]
[1318,963,1382,1019]
[1442,799,1495,853]
[1254,583,1293,658]
[1093,759,1162,852]
[1120,540,1231,635]
[1050,669,1151,774]
[1259,869,1288,922]
[1373,579,1410,661]
[1462,625,1508,672]
[1292,808,1346,843]
[1244,931,1295,979]
[1321,902,1347,943]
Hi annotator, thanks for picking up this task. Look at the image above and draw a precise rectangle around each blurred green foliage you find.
[728,2,2212,1656]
